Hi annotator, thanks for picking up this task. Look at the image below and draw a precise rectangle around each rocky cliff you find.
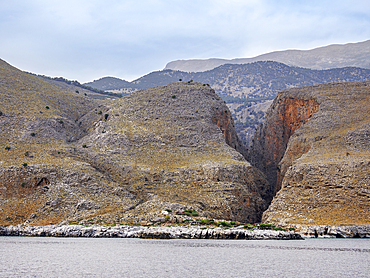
[250,81,370,226]
[0,59,269,226]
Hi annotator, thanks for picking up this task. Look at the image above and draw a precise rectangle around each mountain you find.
[84,76,131,91]
[85,61,370,145]
[0,59,268,226]
[32,75,122,99]
[165,40,370,72]
[249,80,370,227]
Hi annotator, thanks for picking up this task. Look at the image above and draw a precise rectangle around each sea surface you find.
[1,237,369,277]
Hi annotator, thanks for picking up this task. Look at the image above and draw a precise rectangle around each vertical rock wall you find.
[249,92,319,201]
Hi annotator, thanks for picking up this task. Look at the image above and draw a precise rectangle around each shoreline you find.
[0,224,303,240]
[1,224,369,239]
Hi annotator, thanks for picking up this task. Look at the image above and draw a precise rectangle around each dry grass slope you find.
[260,81,370,226]
[0,60,268,226]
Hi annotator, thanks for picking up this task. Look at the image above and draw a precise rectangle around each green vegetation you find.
[171,95,176,99]
[177,209,199,217]
[24,151,29,157]
[30,133,36,137]
[216,221,232,227]
[45,106,50,109]
[104,114,109,120]
[22,163,28,167]
[5,146,11,151]
[82,144,87,148]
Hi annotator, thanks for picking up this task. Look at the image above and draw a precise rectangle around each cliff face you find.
[0,59,269,226]
[250,81,370,226]
[249,95,320,199]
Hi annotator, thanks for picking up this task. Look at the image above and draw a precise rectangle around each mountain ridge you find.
[84,61,370,145]
[164,40,370,72]
[0,59,269,226]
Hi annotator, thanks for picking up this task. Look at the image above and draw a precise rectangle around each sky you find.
[1,0,370,83]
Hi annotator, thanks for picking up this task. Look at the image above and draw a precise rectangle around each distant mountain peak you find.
[84,76,130,90]
[164,40,370,72]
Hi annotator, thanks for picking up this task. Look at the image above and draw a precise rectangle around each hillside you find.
[165,40,370,72]
[33,75,122,100]
[84,76,131,91]
[0,59,269,226]
[85,61,370,145]
[249,81,370,227]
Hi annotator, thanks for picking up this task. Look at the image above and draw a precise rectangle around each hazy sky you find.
[1,0,369,82]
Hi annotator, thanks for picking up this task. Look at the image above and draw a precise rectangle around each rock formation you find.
[0,59,268,226]
[249,81,370,226]
[0,224,303,240]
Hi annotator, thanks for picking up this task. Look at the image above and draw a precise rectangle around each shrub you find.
[244,224,254,230]
[200,219,215,225]
[59,120,64,124]
[165,209,172,213]
[191,210,199,217]
[24,151,29,157]
[82,144,87,148]
[98,111,102,115]
[5,146,11,151]
[217,221,232,227]
[76,90,79,94]
[259,223,275,230]
[0,111,2,116]
[179,79,182,81]
[171,95,176,99]
[104,114,109,120]
[22,163,28,167]
[45,106,50,109]
[289,227,295,231]
[30,133,36,137]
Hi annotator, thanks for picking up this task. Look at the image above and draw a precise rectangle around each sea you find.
[1,237,369,277]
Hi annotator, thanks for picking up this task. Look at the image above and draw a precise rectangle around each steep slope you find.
[73,82,268,224]
[249,81,370,226]
[0,58,126,226]
[0,59,269,226]
[165,40,370,72]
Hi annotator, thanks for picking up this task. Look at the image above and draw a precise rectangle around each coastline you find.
[1,224,369,239]
[294,224,370,238]
[0,224,303,240]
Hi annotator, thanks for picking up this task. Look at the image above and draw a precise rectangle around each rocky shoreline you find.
[1,224,369,239]
[0,224,303,240]
[295,225,370,238]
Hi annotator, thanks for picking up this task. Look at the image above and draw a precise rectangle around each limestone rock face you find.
[0,59,268,226]
[250,81,370,226]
